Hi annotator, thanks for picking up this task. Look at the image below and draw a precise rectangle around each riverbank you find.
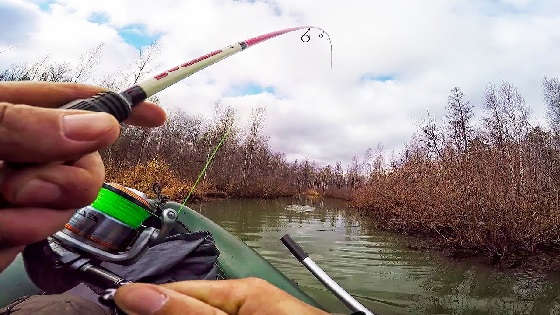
[105,156,560,271]
[196,198,560,314]
[349,84,560,272]
[105,158,353,202]
[397,231,560,272]
[350,139,560,271]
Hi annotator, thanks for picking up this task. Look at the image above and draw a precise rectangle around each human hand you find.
[115,278,328,315]
[0,81,166,272]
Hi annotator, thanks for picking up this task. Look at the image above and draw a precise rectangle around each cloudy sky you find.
[2,0,560,166]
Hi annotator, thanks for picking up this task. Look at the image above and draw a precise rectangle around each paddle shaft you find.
[281,234,375,315]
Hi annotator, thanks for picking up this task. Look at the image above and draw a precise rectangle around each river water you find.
[192,198,560,315]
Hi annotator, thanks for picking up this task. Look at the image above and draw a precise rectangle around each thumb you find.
[115,283,228,315]
[0,103,119,163]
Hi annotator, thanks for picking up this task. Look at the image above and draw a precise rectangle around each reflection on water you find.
[285,204,316,212]
[191,198,560,314]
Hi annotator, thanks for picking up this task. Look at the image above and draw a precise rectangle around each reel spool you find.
[62,183,153,252]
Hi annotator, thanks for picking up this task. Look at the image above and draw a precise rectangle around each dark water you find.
[192,198,560,315]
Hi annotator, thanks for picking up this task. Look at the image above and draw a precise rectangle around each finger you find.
[115,283,227,315]
[162,278,328,315]
[162,279,254,314]
[0,103,119,163]
[0,246,24,272]
[125,101,167,127]
[0,81,102,107]
[0,81,166,127]
[0,207,74,248]
[1,152,104,209]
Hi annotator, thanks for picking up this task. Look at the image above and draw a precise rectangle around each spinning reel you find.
[23,182,182,296]
[54,183,176,262]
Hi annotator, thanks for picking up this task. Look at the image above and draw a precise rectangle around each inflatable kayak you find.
[0,198,320,309]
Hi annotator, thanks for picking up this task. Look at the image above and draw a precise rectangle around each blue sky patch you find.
[360,73,395,82]
[36,0,56,12]
[226,83,276,96]
[475,2,522,16]
[118,24,161,49]
[88,12,109,24]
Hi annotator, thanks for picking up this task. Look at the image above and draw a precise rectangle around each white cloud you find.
[0,0,40,44]
[2,0,560,166]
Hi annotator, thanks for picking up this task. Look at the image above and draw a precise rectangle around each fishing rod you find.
[60,26,332,121]
[42,26,332,271]
[21,27,334,312]
[58,26,331,210]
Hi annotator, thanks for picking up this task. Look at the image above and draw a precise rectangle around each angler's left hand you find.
[0,81,166,272]
[115,278,329,315]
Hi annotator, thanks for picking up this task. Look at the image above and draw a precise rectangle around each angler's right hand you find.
[0,81,166,272]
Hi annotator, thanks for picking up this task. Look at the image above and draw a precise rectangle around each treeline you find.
[102,106,355,200]
[0,47,357,200]
[352,80,560,264]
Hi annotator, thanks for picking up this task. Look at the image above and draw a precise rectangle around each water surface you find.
[192,198,560,314]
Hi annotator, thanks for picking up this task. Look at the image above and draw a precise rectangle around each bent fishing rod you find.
[60,26,331,121]
[46,26,345,312]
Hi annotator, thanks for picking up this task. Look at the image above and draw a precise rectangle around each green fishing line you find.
[92,187,151,228]
[178,125,232,214]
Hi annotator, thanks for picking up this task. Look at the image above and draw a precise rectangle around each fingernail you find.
[63,113,116,141]
[117,285,168,315]
[16,179,61,204]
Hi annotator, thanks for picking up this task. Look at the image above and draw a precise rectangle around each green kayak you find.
[0,201,321,309]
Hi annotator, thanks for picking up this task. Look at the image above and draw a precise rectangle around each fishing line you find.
[179,124,233,212]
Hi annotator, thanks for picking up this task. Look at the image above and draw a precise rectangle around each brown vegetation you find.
[353,81,560,265]
[101,106,355,201]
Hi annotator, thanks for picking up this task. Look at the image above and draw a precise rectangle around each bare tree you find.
[446,87,473,153]
[421,111,444,159]
[544,76,560,136]
[334,162,345,189]
[132,42,161,85]
[72,43,104,82]
[347,155,364,189]
[483,82,530,147]
[0,46,13,55]
[0,55,77,82]
[97,41,160,92]
[0,44,104,83]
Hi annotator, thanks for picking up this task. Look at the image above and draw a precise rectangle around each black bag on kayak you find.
[2,231,219,315]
